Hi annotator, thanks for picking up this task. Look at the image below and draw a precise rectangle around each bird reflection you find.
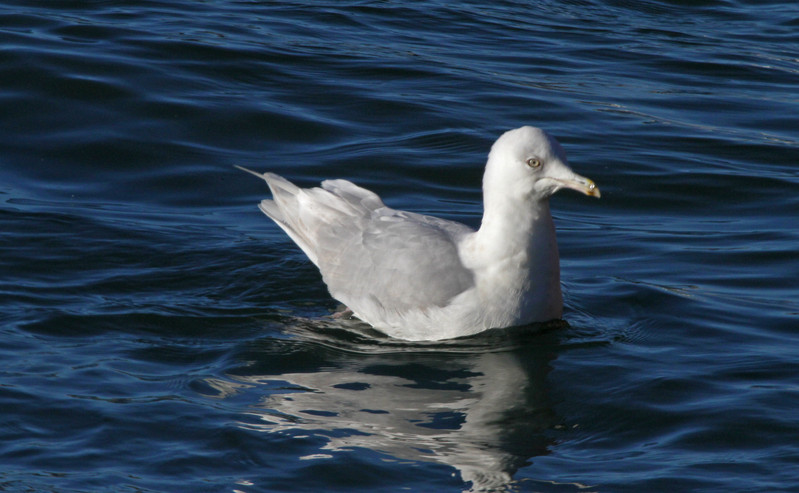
[209,319,564,492]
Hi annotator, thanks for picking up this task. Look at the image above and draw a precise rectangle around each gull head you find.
[484,126,600,201]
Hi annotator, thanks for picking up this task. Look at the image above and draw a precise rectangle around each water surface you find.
[2,1,798,491]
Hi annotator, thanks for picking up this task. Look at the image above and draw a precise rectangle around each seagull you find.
[237,126,599,341]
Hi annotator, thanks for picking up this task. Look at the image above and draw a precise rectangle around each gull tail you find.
[235,165,320,266]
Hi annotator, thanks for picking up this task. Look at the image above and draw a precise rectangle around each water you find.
[2,1,798,491]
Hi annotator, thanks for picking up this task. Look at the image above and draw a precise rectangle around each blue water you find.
[2,1,799,491]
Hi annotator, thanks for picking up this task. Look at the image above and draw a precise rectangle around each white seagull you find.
[237,126,600,341]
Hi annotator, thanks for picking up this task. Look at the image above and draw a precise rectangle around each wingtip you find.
[234,165,265,180]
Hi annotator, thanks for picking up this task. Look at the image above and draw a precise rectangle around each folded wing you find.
[250,170,475,314]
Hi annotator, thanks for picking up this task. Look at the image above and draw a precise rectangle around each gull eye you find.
[526,157,541,168]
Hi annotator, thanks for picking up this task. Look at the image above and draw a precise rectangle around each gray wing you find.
[317,208,476,313]
[239,167,476,312]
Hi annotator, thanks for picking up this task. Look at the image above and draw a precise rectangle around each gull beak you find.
[558,174,601,198]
